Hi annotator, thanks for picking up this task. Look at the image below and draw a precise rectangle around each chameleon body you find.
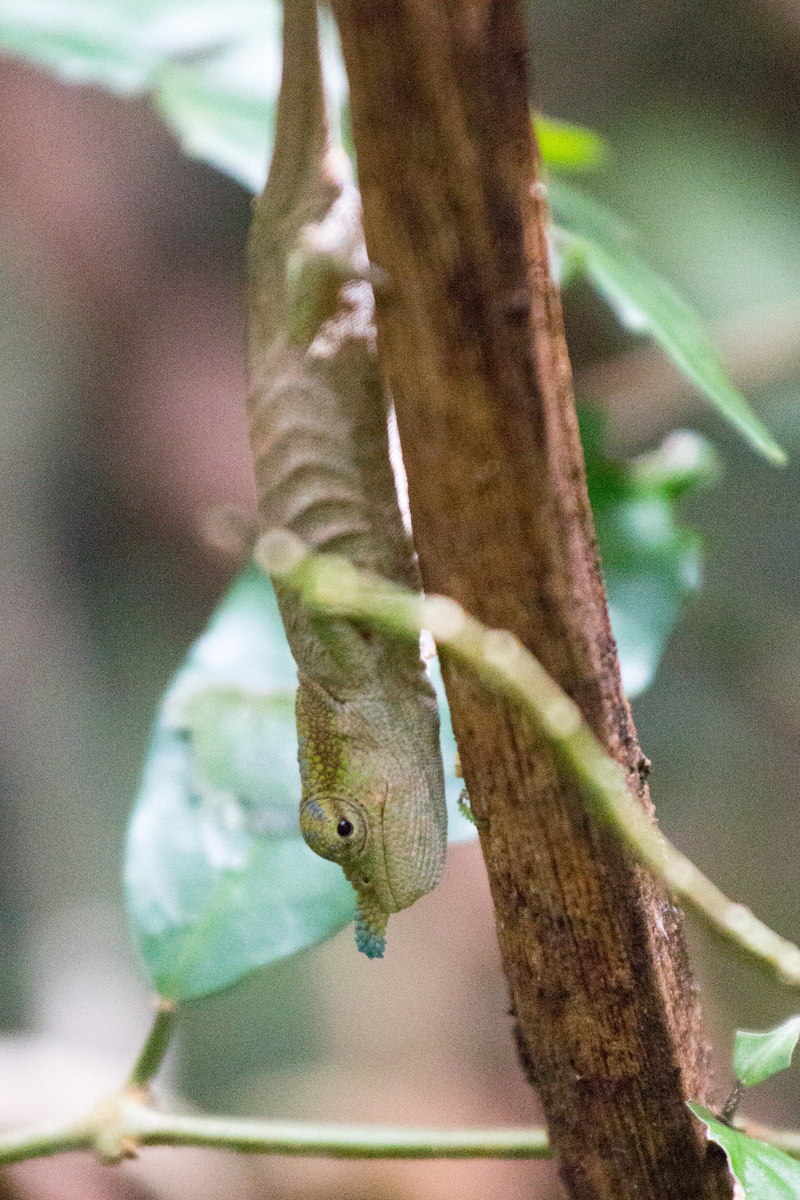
[246,0,447,956]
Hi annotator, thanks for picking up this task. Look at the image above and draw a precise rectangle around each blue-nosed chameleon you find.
[246,0,447,957]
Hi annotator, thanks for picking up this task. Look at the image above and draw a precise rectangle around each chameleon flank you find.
[246,0,447,957]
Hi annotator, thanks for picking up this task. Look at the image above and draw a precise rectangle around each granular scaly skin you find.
[246,0,447,955]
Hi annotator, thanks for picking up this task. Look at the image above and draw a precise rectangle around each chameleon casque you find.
[246,0,448,957]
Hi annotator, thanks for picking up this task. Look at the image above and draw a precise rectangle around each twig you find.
[720,1081,744,1125]
[256,532,800,990]
[0,1120,94,1167]
[0,1100,550,1166]
[125,1103,550,1158]
[5,1093,800,1168]
[127,1000,177,1089]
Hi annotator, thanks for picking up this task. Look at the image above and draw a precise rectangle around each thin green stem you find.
[256,532,800,990]
[4,1099,800,1167]
[124,1101,550,1158]
[0,1120,94,1166]
[0,1101,550,1165]
[127,999,177,1089]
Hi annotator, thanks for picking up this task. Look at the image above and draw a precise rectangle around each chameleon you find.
[246,0,448,957]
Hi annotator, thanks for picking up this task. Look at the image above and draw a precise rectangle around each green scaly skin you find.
[246,0,447,956]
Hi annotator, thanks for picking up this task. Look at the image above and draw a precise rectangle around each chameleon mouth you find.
[378,771,448,912]
[376,780,403,911]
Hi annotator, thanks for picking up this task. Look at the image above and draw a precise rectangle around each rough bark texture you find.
[330,3,732,1198]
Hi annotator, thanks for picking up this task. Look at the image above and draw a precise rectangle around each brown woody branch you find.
[330,3,732,1197]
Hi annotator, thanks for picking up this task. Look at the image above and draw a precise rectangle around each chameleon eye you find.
[299,797,368,863]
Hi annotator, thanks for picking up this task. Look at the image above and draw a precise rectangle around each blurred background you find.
[2,0,800,1196]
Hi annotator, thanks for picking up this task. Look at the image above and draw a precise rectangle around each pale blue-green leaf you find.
[0,0,155,92]
[182,687,300,824]
[151,1,281,192]
[582,414,717,697]
[0,0,279,94]
[125,565,356,1000]
[153,57,277,193]
[734,1016,800,1088]
[125,723,356,1000]
[551,180,786,466]
[689,1103,800,1199]
[598,500,701,698]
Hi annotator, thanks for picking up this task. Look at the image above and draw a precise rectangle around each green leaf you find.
[0,0,157,92]
[150,0,288,194]
[0,0,284,189]
[550,180,787,466]
[124,566,358,1000]
[0,0,350,194]
[0,0,277,94]
[734,1016,800,1088]
[581,411,719,697]
[535,115,608,172]
[125,566,475,1000]
[153,50,279,194]
[689,1103,800,1199]
[125,725,357,1001]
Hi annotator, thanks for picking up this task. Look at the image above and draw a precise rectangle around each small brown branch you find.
[258,537,800,992]
[330,3,731,1198]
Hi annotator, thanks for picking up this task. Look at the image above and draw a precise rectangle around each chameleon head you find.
[296,678,447,958]
[299,782,444,959]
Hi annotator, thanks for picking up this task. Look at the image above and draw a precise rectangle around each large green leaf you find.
[689,1104,800,1199]
[0,0,154,93]
[734,1016,800,1089]
[551,180,786,466]
[124,566,351,1000]
[124,566,474,1000]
